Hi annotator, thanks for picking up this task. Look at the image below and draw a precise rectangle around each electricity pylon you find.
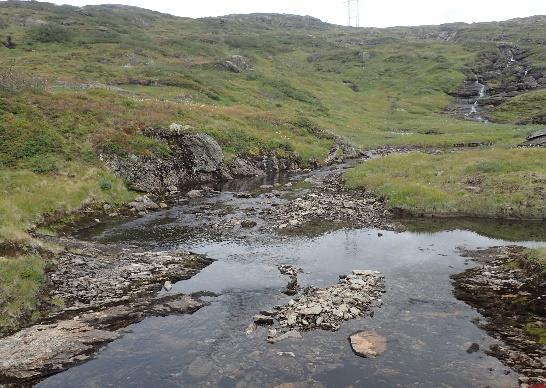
[346,0,360,27]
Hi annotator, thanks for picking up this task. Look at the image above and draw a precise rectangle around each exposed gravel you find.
[257,270,385,342]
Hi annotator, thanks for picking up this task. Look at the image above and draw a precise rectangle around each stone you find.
[241,220,257,228]
[299,305,323,315]
[349,331,387,358]
[163,281,173,291]
[221,55,250,73]
[187,190,203,199]
[254,315,274,325]
[466,343,480,353]
[245,323,257,335]
[268,330,302,344]
[287,314,297,326]
[159,202,168,209]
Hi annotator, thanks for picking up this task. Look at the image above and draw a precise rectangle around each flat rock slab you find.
[46,237,213,318]
[0,294,203,385]
[349,331,387,358]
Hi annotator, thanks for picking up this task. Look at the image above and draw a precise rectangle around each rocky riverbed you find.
[0,238,213,386]
[255,269,385,343]
[452,246,546,386]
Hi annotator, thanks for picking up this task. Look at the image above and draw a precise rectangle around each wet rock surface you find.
[264,270,385,342]
[0,237,212,386]
[452,246,545,385]
[448,44,546,124]
[46,237,213,317]
[0,294,203,386]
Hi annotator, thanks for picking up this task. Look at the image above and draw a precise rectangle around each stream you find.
[38,167,546,388]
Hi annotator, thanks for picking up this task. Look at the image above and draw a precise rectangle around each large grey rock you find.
[102,131,224,193]
[520,130,546,147]
[179,133,223,173]
[222,55,251,73]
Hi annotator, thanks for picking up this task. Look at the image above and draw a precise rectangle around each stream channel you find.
[39,163,546,388]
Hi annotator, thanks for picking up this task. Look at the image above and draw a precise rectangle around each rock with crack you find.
[265,270,385,342]
[349,331,387,358]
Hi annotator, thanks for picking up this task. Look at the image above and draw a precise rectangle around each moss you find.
[525,323,546,345]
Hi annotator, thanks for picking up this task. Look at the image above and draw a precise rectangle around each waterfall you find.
[465,77,487,122]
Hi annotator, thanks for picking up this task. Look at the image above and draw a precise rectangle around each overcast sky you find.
[49,0,546,27]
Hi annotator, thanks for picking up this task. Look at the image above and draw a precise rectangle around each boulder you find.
[102,132,224,194]
[222,55,250,73]
[520,129,546,147]
[349,331,387,358]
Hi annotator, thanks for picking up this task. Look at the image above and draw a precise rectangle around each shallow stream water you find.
[39,170,545,388]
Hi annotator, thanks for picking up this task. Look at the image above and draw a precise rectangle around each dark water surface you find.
[39,173,545,388]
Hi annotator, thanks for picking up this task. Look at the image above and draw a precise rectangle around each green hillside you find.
[0,1,545,333]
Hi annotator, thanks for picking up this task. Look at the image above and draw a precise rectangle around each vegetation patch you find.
[0,254,45,336]
[344,148,546,219]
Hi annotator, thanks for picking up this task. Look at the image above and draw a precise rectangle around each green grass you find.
[0,165,134,244]
[344,148,546,218]
[523,247,546,275]
[490,89,546,124]
[0,254,45,335]
[525,322,546,345]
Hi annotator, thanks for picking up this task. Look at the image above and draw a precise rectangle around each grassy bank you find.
[344,148,546,219]
[523,247,546,276]
[0,254,45,336]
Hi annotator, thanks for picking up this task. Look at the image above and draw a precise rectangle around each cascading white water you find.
[465,78,486,121]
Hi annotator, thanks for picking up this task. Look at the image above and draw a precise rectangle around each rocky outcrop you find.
[452,246,545,386]
[520,130,546,147]
[0,236,213,385]
[0,294,203,385]
[227,154,300,178]
[102,130,225,193]
[46,237,213,317]
[447,44,545,123]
